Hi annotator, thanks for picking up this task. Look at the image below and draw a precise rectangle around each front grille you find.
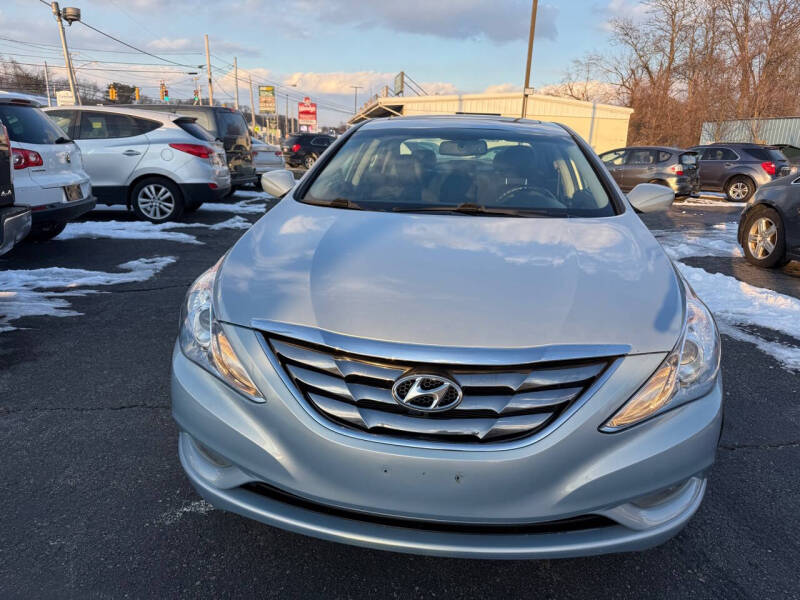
[263,334,613,444]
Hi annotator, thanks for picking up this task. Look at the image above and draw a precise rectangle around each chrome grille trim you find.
[258,327,621,446]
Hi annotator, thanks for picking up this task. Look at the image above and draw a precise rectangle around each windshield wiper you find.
[392,203,555,217]
[307,197,363,210]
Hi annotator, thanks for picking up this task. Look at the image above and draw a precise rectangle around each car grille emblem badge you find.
[391,374,463,413]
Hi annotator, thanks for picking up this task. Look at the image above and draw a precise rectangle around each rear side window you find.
[0,104,67,144]
[626,149,656,165]
[600,149,626,166]
[658,151,672,162]
[747,147,786,162]
[46,110,75,134]
[77,112,160,139]
[702,147,738,161]
[311,136,330,147]
[217,111,247,138]
[176,120,215,142]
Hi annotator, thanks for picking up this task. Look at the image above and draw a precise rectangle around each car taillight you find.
[761,161,776,175]
[668,163,684,176]
[252,150,259,157]
[275,151,282,156]
[11,147,44,170]
[291,143,301,152]
[169,143,212,159]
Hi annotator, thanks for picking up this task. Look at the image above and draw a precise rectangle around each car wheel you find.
[303,154,317,169]
[131,177,184,223]
[26,222,66,242]
[648,179,669,186]
[742,207,787,268]
[725,176,754,202]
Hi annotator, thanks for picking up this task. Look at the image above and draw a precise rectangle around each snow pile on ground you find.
[56,216,254,243]
[675,193,747,207]
[663,224,800,371]
[198,199,271,214]
[653,222,743,260]
[0,257,175,333]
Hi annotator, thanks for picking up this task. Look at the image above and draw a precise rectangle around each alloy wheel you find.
[137,184,175,220]
[729,181,749,200]
[747,217,777,259]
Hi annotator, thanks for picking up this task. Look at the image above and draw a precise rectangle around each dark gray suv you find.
[689,143,791,201]
[599,146,699,197]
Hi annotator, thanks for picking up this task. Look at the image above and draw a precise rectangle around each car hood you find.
[216,199,684,354]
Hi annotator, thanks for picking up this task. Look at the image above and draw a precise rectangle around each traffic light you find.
[134,87,140,102]
[159,82,169,102]
[108,84,117,102]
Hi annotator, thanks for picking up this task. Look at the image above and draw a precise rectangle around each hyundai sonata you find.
[171,115,722,559]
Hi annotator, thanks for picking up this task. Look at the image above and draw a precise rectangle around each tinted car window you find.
[218,111,247,138]
[747,147,786,162]
[658,151,672,162]
[303,127,615,217]
[311,136,331,147]
[703,147,738,161]
[599,149,626,166]
[46,110,74,134]
[626,149,656,165]
[0,104,67,144]
[78,112,159,139]
[177,119,215,142]
[779,145,800,159]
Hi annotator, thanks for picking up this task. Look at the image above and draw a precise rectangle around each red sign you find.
[298,96,317,128]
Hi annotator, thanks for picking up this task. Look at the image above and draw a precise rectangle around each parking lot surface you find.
[1,194,799,599]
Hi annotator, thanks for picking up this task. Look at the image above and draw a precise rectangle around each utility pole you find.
[43,61,52,106]
[350,85,362,114]
[233,56,240,110]
[248,73,256,132]
[204,34,214,106]
[51,2,80,105]
[520,0,538,118]
[285,94,290,136]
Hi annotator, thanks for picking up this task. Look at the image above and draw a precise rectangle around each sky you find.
[0,0,643,127]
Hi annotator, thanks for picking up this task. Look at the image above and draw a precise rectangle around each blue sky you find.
[0,0,637,126]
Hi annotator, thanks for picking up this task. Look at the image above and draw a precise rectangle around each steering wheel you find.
[496,185,560,207]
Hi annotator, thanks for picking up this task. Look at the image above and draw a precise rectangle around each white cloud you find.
[484,83,522,94]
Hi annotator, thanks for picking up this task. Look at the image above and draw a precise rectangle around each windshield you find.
[301,126,616,217]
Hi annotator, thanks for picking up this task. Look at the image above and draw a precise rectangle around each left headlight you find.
[179,259,263,401]
[602,277,720,431]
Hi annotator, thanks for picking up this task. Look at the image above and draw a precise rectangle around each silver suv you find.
[171,116,722,559]
[45,106,230,222]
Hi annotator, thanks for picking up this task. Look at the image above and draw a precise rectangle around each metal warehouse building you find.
[700,117,800,146]
[349,92,633,153]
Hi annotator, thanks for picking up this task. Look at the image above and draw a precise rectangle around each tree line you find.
[554,0,800,147]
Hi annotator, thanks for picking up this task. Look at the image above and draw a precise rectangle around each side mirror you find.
[627,183,674,213]
[261,169,296,199]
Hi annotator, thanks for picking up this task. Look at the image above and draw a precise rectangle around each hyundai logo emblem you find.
[391,374,463,413]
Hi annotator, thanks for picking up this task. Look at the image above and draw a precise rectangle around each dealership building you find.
[348,91,633,152]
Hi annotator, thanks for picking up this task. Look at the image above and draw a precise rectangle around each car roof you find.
[698,142,774,148]
[356,115,570,137]
[0,91,44,107]
[42,105,186,124]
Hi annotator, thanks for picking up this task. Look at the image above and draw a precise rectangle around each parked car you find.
[172,115,721,559]
[281,132,334,169]
[599,146,699,197]
[737,173,800,268]
[0,121,31,255]
[773,144,800,166]
[688,143,791,201]
[44,106,230,222]
[250,137,285,176]
[0,93,94,241]
[126,104,256,192]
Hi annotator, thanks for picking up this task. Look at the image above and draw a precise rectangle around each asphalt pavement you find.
[1,196,798,599]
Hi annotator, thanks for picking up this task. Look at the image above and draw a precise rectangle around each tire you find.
[725,176,755,202]
[26,222,66,242]
[303,154,317,169]
[131,177,184,223]
[741,206,787,268]
[648,179,669,186]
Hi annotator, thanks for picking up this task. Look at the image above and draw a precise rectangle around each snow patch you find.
[653,222,743,259]
[56,216,253,243]
[158,500,215,525]
[0,257,175,332]
[198,199,270,214]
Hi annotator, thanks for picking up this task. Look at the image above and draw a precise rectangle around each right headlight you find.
[179,258,262,401]
[602,278,721,431]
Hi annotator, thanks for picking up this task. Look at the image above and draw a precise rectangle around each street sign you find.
[298,96,317,129]
[55,90,74,106]
[258,85,276,114]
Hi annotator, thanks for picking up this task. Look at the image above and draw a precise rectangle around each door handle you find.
[122,150,142,156]
[723,162,733,167]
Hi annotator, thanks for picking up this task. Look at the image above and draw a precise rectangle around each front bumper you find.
[29,195,95,226]
[0,205,32,255]
[171,326,722,559]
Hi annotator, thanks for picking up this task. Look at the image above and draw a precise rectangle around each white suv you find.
[0,93,94,241]
[44,106,230,222]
